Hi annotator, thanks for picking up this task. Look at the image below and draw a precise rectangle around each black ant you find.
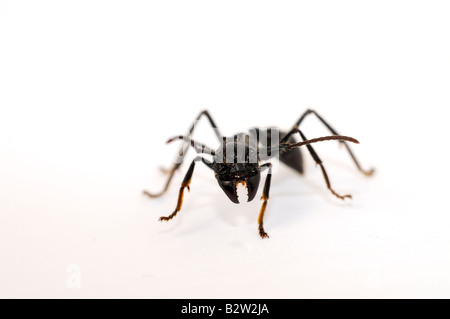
[144,110,374,238]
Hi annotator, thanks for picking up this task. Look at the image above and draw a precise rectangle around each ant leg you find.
[144,110,222,198]
[283,128,352,200]
[258,163,272,238]
[159,156,210,222]
[143,162,181,198]
[293,109,374,176]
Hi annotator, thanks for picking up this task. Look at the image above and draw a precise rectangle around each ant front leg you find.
[282,128,351,200]
[159,156,210,222]
[144,110,222,198]
[258,163,272,238]
[294,109,374,176]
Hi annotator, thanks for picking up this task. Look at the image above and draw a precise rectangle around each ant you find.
[144,110,374,238]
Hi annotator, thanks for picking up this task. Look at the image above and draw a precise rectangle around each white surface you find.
[1,1,450,298]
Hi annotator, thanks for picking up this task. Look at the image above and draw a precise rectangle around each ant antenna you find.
[288,135,359,148]
[261,135,359,155]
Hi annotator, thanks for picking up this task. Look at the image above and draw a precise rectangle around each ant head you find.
[214,163,261,204]
[211,134,261,204]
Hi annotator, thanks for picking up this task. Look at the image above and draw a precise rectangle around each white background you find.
[1,1,450,298]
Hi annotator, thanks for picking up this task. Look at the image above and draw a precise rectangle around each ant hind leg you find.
[293,109,374,176]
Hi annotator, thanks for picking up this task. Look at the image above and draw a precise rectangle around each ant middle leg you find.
[293,109,374,176]
[144,110,222,198]
[282,128,352,200]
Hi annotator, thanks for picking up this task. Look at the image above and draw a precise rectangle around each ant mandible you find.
[144,109,374,238]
